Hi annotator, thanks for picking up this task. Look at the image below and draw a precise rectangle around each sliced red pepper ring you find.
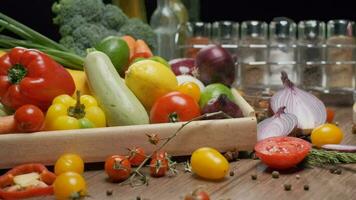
[0,163,56,199]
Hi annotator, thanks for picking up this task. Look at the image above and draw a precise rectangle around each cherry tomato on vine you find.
[152,150,168,160]
[150,92,201,123]
[311,123,343,148]
[54,153,84,175]
[254,136,311,169]
[150,157,168,177]
[14,104,44,132]
[128,147,146,167]
[53,172,87,200]
[184,189,210,200]
[177,82,201,102]
[105,155,131,182]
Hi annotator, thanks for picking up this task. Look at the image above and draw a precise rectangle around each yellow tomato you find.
[177,82,201,102]
[311,123,344,148]
[55,153,84,175]
[191,147,229,180]
[53,172,87,200]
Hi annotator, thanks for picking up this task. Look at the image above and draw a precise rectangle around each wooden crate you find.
[0,89,256,169]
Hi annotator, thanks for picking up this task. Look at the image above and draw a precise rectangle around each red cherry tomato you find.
[14,104,44,132]
[150,157,169,177]
[128,147,146,167]
[254,136,311,169]
[104,155,131,182]
[152,151,168,160]
[184,190,210,200]
[150,92,201,123]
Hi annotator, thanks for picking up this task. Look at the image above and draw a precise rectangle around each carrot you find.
[0,115,16,134]
[132,39,153,61]
[121,35,136,61]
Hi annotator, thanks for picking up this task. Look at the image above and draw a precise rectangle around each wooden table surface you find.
[16,107,356,200]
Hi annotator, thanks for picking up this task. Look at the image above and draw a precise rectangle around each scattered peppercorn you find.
[304,184,309,191]
[251,174,257,180]
[229,171,235,177]
[330,168,342,175]
[106,190,113,196]
[295,174,300,180]
[136,196,142,200]
[272,171,280,179]
[284,184,292,191]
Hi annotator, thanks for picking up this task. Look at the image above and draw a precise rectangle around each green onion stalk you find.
[0,12,84,70]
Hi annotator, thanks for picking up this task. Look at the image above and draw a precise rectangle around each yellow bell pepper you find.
[45,92,106,130]
[66,69,91,98]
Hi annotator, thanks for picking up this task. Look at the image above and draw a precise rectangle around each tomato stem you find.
[168,112,179,123]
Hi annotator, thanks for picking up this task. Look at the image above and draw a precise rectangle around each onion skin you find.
[270,71,326,131]
[257,106,298,141]
[201,94,243,119]
[196,45,236,86]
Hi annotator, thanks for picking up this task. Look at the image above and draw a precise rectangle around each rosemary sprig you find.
[305,148,356,167]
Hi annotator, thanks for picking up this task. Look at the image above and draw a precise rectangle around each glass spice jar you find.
[298,20,326,91]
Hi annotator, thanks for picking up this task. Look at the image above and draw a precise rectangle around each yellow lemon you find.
[125,60,178,110]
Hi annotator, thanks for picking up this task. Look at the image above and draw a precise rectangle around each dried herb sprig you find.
[305,148,356,167]
[122,111,231,187]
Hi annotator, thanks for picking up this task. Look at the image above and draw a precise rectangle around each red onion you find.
[196,45,236,86]
[169,58,196,76]
[257,106,298,141]
[321,144,356,152]
[270,71,326,130]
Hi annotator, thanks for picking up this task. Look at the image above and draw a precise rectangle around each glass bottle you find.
[112,0,147,22]
[298,20,326,91]
[212,21,239,54]
[326,20,355,93]
[150,0,179,60]
[268,17,297,88]
[239,21,268,91]
[170,0,190,57]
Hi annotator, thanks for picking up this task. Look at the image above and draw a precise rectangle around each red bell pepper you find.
[0,163,56,199]
[0,47,75,110]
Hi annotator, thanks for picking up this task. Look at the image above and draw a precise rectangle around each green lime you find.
[199,83,234,108]
[95,36,129,76]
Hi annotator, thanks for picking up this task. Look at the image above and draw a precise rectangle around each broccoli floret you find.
[101,5,128,30]
[59,15,87,36]
[119,18,157,51]
[52,0,105,25]
[52,0,157,55]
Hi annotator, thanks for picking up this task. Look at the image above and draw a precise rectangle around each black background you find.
[0,0,355,41]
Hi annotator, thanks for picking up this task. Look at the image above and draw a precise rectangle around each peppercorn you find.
[224,151,234,162]
[136,196,142,200]
[284,184,292,191]
[304,184,309,191]
[251,174,257,180]
[229,171,235,177]
[106,190,113,196]
[330,168,342,175]
[272,171,280,178]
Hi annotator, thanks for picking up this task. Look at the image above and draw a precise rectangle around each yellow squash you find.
[125,60,178,110]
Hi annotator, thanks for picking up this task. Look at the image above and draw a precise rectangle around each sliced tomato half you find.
[254,136,311,169]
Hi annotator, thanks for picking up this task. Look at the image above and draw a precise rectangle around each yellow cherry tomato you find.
[54,172,87,200]
[190,147,229,180]
[177,82,201,102]
[311,123,344,148]
[55,153,84,175]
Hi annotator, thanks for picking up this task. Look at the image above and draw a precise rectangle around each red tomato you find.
[152,150,168,160]
[128,147,146,167]
[150,92,201,123]
[326,108,335,123]
[150,157,168,177]
[254,136,311,169]
[14,104,44,132]
[104,155,131,182]
[184,190,210,200]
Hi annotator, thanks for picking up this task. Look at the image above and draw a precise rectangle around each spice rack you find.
[177,19,356,105]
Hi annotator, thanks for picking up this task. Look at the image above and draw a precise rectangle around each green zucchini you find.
[84,51,149,126]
